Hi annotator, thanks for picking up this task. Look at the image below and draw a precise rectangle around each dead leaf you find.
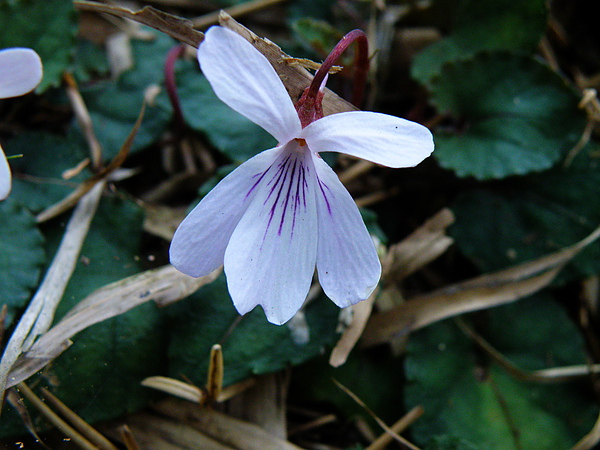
[74,2,204,48]
[382,208,454,284]
[7,266,221,389]
[362,224,600,347]
[151,397,303,450]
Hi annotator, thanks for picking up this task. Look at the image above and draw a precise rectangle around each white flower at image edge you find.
[0,48,43,200]
[170,26,434,325]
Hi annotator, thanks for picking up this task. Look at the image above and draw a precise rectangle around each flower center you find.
[295,138,307,147]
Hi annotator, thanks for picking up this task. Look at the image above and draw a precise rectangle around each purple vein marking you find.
[260,156,293,240]
[279,158,298,236]
[247,168,271,199]
[317,178,333,215]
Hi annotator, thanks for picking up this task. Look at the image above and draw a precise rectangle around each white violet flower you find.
[0,47,43,200]
[170,26,434,325]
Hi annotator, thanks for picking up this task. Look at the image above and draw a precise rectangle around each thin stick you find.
[571,408,600,450]
[333,379,421,450]
[120,425,142,450]
[288,414,337,436]
[338,159,374,184]
[456,317,600,383]
[41,387,118,450]
[366,406,424,450]
[63,72,103,171]
[191,0,286,29]
[16,383,98,450]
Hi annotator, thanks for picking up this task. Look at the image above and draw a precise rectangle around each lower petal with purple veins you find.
[312,154,381,307]
[224,141,319,325]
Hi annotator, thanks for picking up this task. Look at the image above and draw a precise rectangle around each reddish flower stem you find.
[164,44,186,131]
[307,29,369,107]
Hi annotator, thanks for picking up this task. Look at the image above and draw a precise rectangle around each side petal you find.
[170,147,281,277]
[198,26,301,143]
[312,154,380,307]
[302,111,434,168]
[0,145,11,200]
[224,142,318,325]
[0,48,43,99]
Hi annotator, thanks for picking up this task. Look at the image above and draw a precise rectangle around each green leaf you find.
[412,0,547,84]
[6,131,88,213]
[72,40,110,83]
[0,0,77,92]
[288,0,337,22]
[77,31,174,159]
[0,198,45,325]
[166,274,340,386]
[43,198,164,424]
[0,197,158,436]
[175,61,276,162]
[291,18,343,57]
[405,295,597,449]
[290,350,405,425]
[430,53,585,179]
[451,147,600,278]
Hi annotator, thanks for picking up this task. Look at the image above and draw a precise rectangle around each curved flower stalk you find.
[170,26,434,325]
[0,48,43,200]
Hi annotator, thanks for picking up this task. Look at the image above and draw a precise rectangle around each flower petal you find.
[312,154,380,307]
[302,111,434,168]
[198,26,301,143]
[224,142,318,325]
[170,147,281,277]
[0,48,42,99]
[0,144,11,201]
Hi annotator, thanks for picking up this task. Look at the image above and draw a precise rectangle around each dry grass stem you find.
[226,372,289,439]
[119,425,142,450]
[141,376,206,403]
[287,413,337,436]
[382,208,454,284]
[36,100,145,224]
[6,388,46,447]
[191,0,287,29]
[63,72,103,170]
[122,412,234,449]
[363,223,600,346]
[16,383,98,450]
[40,387,118,450]
[333,379,421,450]
[0,182,104,402]
[62,158,91,180]
[366,406,425,450]
[456,318,600,383]
[338,159,374,184]
[355,188,399,208]
[207,344,224,403]
[571,408,600,450]
[329,286,378,367]
[143,204,188,241]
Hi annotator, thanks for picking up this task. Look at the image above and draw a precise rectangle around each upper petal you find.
[198,26,301,143]
[170,147,281,277]
[0,48,42,99]
[302,111,434,168]
[0,144,11,200]
[224,142,318,325]
[312,154,380,307]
